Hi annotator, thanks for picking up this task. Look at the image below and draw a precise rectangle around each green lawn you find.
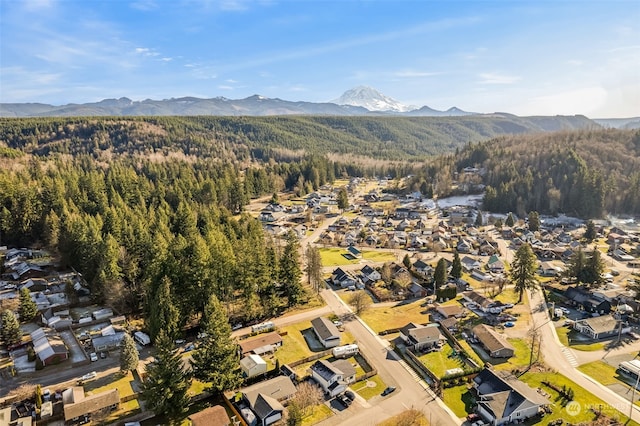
[457,339,484,367]
[318,248,395,266]
[301,404,333,425]
[577,360,622,386]
[442,385,475,417]
[351,375,386,400]
[555,326,605,351]
[494,338,533,371]
[418,343,467,378]
[520,371,639,425]
[274,321,316,364]
[360,299,429,333]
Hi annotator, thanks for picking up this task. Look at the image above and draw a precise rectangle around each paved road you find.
[529,287,640,423]
[316,289,460,426]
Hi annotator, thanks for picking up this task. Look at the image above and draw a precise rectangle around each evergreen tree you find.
[494,218,503,229]
[505,212,515,227]
[402,254,412,270]
[119,333,139,374]
[147,276,180,342]
[585,247,605,285]
[527,211,540,232]
[18,287,38,322]
[565,247,587,282]
[337,187,349,212]
[584,220,597,242]
[451,251,462,279]
[475,211,483,227]
[510,243,538,303]
[280,231,304,306]
[190,294,241,393]
[305,244,323,294]
[434,258,448,289]
[141,330,190,424]
[0,310,22,347]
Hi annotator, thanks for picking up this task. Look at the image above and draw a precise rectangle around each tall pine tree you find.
[141,330,190,424]
[0,310,22,346]
[19,287,38,322]
[510,243,538,303]
[190,294,241,393]
[119,333,139,374]
[280,231,304,306]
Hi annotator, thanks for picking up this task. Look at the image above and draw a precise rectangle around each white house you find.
[473,368,549,425]
[309,359,356,397]
[311,317,341,348]
[240,354,268,378]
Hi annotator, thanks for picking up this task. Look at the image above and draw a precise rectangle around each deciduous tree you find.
[349,290,372,315]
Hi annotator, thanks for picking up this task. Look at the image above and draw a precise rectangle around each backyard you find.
[417,342,468,378]
[319,247,396,267]
[442,384,475,417]
[350,374,387,400]
[360,299,429,334]
[84,371,140,423]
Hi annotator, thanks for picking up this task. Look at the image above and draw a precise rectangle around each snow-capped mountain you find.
[332,86,416,113]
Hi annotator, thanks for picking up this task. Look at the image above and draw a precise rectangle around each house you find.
[188,405,231,426]
[240,354,268,378]
[347,246,361,258]
[439,317,459,332]
[473,368,550,425]
[461,256,481,272]
[311,317,341,348]
[435,304,465,319]
[331,359,356,383]
[457,239,474,253]
[413,259,433,277]
[573,315,630,340]
[309,359,347,397]
[470,269,492,282]
[408,282,428,298]
[241,376,296,426]
[538,261,562,277]
[564,286,611,314]
[62,387,119,423]
[258,211,286,223]
[472,324,514,358]
[399,323,445,352]
[239,332,283,356]
[486,255,505,273]
[92,332,126,352]
[30,328,68,366]
[360,265,381,283]
[331,267,359,288]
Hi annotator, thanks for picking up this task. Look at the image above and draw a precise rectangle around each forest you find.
[0,117,638,341]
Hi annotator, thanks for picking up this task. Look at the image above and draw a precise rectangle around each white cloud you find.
[218,85,234,90]
[394,70,439,78]
[130,0,158,11]
[479,73,522,85]
[135,47,160,57]
[525,87,608,116]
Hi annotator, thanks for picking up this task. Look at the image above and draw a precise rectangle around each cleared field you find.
[360,299,429,333]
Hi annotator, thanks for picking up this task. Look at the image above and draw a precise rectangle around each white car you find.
[80,371,97,382]
[89,352,98,362]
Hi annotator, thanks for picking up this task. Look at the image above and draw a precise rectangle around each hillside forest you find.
[0,116,638,338]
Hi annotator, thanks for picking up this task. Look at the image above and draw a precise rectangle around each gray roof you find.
[311,317,340,341]
[331,359,356,377]
[242,376,296,407]
[472,324,514,355]
[311,359,342,381]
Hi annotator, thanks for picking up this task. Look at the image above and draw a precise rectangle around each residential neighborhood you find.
[1,177,640,426]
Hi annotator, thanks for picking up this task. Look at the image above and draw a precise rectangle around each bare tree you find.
[290,381,323,416]
[8,384,36,401]
[349,290,372,315]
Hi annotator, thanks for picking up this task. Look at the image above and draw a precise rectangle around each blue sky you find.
[1,0,639,117]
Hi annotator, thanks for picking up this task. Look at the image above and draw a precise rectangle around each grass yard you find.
[274,322,315,364]
[577,360,622,386]
[360,299,429,333]
[319,248,396,267]
[520,371,639,425]
[555,326,605,351]
[494,338,532,371]
[457,339,483,366]
[351,375,386,400]
[301,404,333,425]
[442,384,475,417]
[417,343,467,378]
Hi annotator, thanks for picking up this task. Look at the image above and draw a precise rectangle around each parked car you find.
[184,343,195,352]
[100,352,107,359]
[381,386,396,396]
[79,371,97,383]
[466,413,480,422]
[335,394,351,407]
[344,390,355,402]
[89,352,98,362]
[504,322,515,328]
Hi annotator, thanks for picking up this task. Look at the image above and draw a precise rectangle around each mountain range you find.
[0,87,637,128]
